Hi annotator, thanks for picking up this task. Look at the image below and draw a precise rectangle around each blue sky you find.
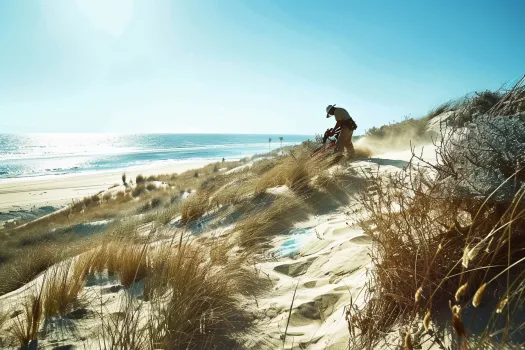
[0,0,523,134]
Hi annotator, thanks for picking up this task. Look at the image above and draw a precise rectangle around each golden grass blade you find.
[423,310,431,331]
[404,329,413,350]
[282,282,299,348]
[472,283,487,308]
[449,301,466,338]
[455,282,468,302]
[496,297,508,313]
[414,286,423,303]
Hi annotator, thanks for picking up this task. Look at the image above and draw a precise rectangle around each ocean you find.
[0,134,312,180]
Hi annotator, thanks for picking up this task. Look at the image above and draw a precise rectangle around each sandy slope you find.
[0,143,435,349]
[0,160,211,213]
[246,212,372,349]
[243,149,425,349]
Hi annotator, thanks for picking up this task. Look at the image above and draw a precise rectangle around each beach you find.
[0,133,310,217]
[0,160,212,213]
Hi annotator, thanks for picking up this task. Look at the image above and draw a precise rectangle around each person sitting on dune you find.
[325,104,357,157]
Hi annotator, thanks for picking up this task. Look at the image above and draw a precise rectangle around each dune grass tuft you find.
[41,257,90,317]
[0,245,59,296]
[180,192,211,224]
[234,194,308,247]
[9,292,44,348]
[107,244,148,287]
[154,205,179,226]
[136,174,145,184]
[96,238,259,349]
[145,241,256,348]
[0,309,8,345]
[132,184,146,198]
[253,152,325,194]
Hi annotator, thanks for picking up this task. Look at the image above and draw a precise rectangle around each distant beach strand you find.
[0,133,312,179]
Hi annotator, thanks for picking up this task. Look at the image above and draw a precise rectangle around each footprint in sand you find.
[349,234,372,245]
[273,258,316,277]
[291,293,342,324]
[303,280,317,288]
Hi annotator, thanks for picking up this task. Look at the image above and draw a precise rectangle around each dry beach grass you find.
[348,80,525,349]
[2,81,525,349]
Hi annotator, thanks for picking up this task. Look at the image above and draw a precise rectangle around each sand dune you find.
[244,148,423,349]
[0,143,434,349]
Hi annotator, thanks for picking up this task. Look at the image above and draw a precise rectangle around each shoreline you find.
[0,158,218,184]
[0,159,215,213]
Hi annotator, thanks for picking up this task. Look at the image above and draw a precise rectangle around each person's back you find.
[333,107,350,121]
[332,107,357,130]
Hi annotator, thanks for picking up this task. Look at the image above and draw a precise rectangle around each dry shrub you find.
[42,257,89,317]
[251,158,278,176]
[70,200,85,214]
[254,167,285,194]
[314,171,333,190]
[80,241,148,287]
[425,100,456,120]
[364,115,433,142]
[86,245,110,274]
[0,308,7,329]
[115,190,131,203]
[88,194,101,207]
[132,184,146,198]
[209,239,233,266]
[9,291,44,348]
[180,192,211,224]
[353,113,525,347]
[200,174,230,193]
[146,183,157,191]
[285,161,311,192]
[136,174,145,184]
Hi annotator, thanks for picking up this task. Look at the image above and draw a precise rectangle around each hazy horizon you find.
[1,0,523,134]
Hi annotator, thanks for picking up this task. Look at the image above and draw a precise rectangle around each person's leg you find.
[336,128,349,153]
[345,130,355,157]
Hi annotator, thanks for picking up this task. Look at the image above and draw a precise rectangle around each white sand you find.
[0,160,211,212]
[245,148,426,349]
[0,144,438,349]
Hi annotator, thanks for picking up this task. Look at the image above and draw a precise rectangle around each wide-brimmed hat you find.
[326,104,336,118]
